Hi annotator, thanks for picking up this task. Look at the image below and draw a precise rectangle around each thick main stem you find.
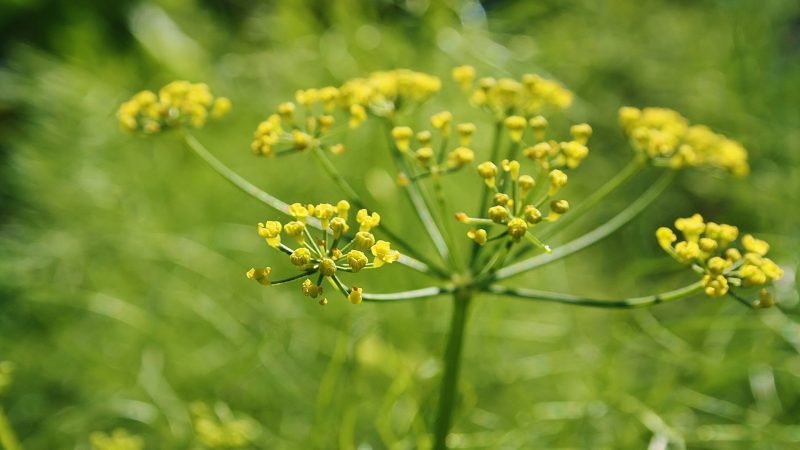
[433,290,471,449]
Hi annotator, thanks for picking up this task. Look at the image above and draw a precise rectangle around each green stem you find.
[485,281,704,308]
[333,277,453,302]
[433,290,471,450]
[469,120,504,268]
[539,158,644,241]
[381,122,451,263]
[183,131,290,215]
[0,407,22,450]
[431,176,463,271]
[493,171,673,281]
[181,132,439,277]
[311,147,450,279]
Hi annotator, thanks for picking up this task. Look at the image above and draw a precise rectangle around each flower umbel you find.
[117,81,231,133]
[657,214,782,305]
[620,106,749,175]
[246,201,400,305]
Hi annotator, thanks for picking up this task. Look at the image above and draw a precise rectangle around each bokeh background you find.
[1,0,799,448]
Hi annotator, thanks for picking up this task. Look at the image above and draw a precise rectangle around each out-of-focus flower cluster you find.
[117,81,231,133]
[619,106,749,175]
[457,159,571,249]
[251,69,441,158]
[246,200,399,305]
[390,111,476,184]
[190,402,261,449]
[657,214,782,304]
[89,429,143,450]
[452,65,573,119]
[521,119,593,170]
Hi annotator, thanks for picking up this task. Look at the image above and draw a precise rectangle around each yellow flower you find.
[347,250,368,272]
[329,217,349,236]
[371,240,400,267]
[518,175,535,196]
[529,115,548,140]
[504,115,526,142]
[742,234,769,256]
[336,200,350,219]
[501,159,521,181]
[674,241,700,263]
[284,221,306,242]
[211,97,232,118]
[314,203,337,228]
[674,214,705,242]
[569,123,592,145]
[703,274,729,297]
[246,267,272,286]
[356,209,381,232]
[416,130,432,146]
[319,258,337,277]
[477,161,498,188]
[257,221,282,247]
[302,279,323,298]
[488,205,509,224]
[392,126,414,153]
[354,231,376,250]
[452,65,476,91]
[507,218,528,241]
[448,147,474,168]
[548,169,568,195]
[290,248,311,267]
[707,256,732,275]
[431,111,453,135]
[288,203,312,222]
[456,122,476,146]
[523,205,543,224]
[656,227,677,250]
[348,287,363,305]
[415,147,434,166]
[467,228,488,245]
[349,104,367,128]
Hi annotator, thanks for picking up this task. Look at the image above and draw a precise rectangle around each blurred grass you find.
[1,0,799,448]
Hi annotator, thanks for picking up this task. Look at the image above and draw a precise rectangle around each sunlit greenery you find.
[1,1,799,448]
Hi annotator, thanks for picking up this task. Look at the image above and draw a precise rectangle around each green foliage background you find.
[1,0,799,448]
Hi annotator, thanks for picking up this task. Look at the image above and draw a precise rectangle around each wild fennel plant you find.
[116,70,783,448]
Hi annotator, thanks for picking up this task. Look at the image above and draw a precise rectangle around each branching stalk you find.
[311,147,450,278]
[539,158,644,241]
[381,122,452,263]
[181,131,440,277]
[494,171,674,281]
[485,281,704,308]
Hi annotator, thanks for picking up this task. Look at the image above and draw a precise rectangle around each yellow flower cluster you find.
[251,89,345,157]
[620,106,749,175]
[89,429,143,450]
[246,200,399,305]
[457,160,571,248]
[522,120,593,170]
[251,69,440,157]
[117,81,231,133]
[339,69,441,117]
[452,65,573,118]
[390,112,477,179]
[190,402,260,449]
[657,214,782,303]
